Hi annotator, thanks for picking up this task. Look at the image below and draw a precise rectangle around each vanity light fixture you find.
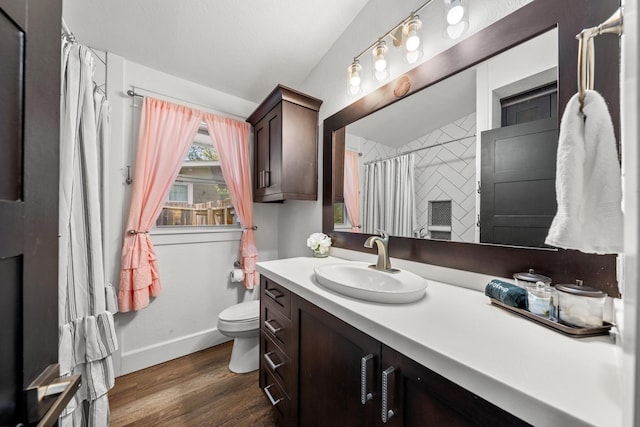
[347,0,450,94]
[347,59,363,95]
[372,40,389,81]
[404,16,423,52]
[444,0,469,39]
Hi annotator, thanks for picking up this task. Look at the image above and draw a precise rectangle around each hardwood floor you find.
[109,342,278,426]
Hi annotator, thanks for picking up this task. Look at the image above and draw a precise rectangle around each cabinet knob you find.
[263,384,282,407]
[264,319,283,335]
[382,366,396,423]
[264,351,284,371]
[360,353,375,404]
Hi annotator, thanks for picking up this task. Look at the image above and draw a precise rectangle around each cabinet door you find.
[253,103,282,201]
[380,345,530,427]
[298,299,380,427]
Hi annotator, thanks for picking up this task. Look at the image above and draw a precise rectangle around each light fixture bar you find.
[351,0,434,62]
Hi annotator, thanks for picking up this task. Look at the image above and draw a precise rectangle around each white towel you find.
[545,90,623,254]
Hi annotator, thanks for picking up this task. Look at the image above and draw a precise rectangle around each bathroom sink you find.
[313,262,428,303]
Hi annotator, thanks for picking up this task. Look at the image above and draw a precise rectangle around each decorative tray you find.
[489,298,613,338]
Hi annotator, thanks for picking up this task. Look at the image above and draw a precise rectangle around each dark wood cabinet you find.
[297,298,379,427]
[259,276,296,426]
[247,85,322,202]
[259,277,530,426]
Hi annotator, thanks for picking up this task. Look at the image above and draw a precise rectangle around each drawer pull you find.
[382,366,396,423]
[264,319,282,335]
[265,288,284,300]
[264,351,284,371]
[360,353,374,404]
[263,384,282,407]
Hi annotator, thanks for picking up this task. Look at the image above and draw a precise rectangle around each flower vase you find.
[313,251,328,258]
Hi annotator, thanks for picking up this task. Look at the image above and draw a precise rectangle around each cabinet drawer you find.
[262,276,290,318]
[261,367,290,426]
[262,303,292,351]
[261,332,293,395]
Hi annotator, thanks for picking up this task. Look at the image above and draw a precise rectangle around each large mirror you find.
[336,29,558,248]
[323,0,621,296]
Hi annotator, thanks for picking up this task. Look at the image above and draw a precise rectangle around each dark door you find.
[298,301,380,427]
[0,0,61,424]
[253,104,281,201]
[480,117,558,247]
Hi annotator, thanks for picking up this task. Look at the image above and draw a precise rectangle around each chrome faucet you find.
[364,230,398,273]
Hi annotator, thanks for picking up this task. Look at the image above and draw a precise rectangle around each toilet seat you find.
[217,300,259,334]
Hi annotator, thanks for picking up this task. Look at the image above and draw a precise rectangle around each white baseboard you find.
[119,328,231,376]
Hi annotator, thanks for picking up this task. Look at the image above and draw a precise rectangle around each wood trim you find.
[247,84,322,125]
[322,0,621,296]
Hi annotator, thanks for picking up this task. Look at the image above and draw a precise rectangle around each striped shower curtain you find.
[362,153,416,237]
[59,40,118,427]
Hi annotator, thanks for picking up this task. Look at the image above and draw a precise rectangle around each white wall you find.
[106,54,279,375]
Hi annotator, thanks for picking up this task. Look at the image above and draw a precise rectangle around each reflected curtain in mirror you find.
[344,150,361,232]
[363,153,416,237]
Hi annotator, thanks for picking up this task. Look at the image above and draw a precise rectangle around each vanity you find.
[257,257,620,427]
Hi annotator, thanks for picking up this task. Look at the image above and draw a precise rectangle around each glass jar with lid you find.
[513,269,552,288]
[556,280,607,328]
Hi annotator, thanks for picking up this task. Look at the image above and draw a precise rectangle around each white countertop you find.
[257,256,622,427]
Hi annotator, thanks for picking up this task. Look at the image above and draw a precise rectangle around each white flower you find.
[307,232,332,254]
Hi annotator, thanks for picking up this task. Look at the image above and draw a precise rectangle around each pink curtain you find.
[344,150,361,232]
[119,97,203,311]
[204,113,258,289]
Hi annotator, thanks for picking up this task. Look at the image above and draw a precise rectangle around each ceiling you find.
[62,0,370,103]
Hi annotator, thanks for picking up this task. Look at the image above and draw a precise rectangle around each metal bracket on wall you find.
[125,166,132,185]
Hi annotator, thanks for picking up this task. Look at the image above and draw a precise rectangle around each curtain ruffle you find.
[118,233,162,311]
[59,311,118,377]
[59,311,117,423]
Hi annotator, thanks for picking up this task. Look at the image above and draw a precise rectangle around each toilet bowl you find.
[217,300,260,373]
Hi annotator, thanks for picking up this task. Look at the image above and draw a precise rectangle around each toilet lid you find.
[219,300,259,322]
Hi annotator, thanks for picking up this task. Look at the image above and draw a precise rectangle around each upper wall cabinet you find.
[247,85,323,202]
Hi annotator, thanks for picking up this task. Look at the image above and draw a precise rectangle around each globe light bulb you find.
[404,18,422,52]
[446,21,467,39]
[348,60,362,87]
[405,33,420,51]
[447,4,465,25]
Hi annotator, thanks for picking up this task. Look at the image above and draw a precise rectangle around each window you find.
[168,183,189,203]
[333,202,353,230]
[334,202,345,225]
[155,132,238,228]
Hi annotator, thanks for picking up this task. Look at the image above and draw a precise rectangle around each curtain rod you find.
[363,134,476,166]
[125,86,246,123]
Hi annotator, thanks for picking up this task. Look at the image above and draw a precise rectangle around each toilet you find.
[217,300,260,373]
